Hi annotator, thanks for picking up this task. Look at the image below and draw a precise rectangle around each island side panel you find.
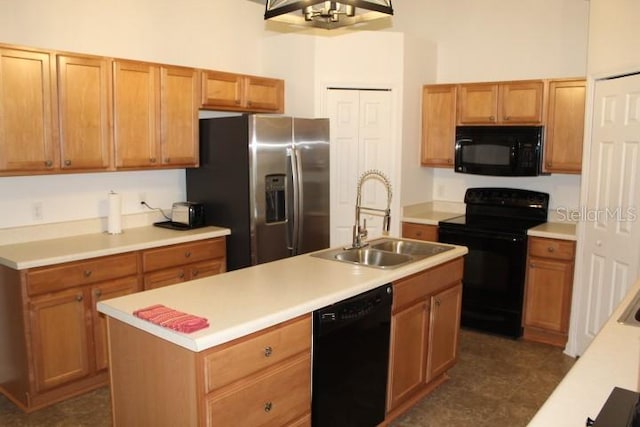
[107,317,199,426]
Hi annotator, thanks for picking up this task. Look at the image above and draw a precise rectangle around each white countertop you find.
[528,279,640,426]
[0,225,230,269]
[528,222,577,241]
[402,201,577,241]
[97,242,468,352]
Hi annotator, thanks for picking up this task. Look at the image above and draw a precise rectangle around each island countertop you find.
[528,278,640,426]
[97,241,468,352]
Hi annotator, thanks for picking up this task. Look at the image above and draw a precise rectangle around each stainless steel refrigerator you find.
[186,115,330,271]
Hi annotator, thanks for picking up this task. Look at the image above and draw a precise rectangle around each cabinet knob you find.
[504,116,510,121]
[546,161,552,167]
[264,401,273,412]
[44,160,53,167]
[185,251,192,258]
[166,157,171,163]
[64,160,71,166]
[489,115,495,121]
[150,158,157,163]
[179,272,185,279]
[76,294,84,302]
[95,289,102,298]
[596,240,603,247]
[416,231,422,237]
[435,298,441,307]
[264,346,273,357]
[547,246,555,253]
[84,270,92,278]
[192,270,199,277]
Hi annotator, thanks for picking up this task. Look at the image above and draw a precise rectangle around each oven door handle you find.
[440,228,526,242]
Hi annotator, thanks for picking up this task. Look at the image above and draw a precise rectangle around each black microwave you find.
[454,126,544,176]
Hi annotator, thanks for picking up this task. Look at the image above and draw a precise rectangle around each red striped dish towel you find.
[133,304,209,333]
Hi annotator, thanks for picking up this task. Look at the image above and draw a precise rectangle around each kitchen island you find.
[98,240,468,426]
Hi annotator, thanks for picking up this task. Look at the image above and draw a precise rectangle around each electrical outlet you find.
[32,201,43,220]
[138,192,147,205]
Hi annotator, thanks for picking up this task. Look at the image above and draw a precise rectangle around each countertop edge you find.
[0,226,231,270]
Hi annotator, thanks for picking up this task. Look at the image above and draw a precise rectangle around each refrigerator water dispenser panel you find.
[265,174,286,223]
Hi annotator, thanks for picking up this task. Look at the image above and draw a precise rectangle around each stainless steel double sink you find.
[311,237,455,269]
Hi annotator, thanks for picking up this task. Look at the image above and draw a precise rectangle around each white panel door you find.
[326,89,392,247]
[571,73,640,355]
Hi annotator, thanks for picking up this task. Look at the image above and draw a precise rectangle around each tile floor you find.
[0,329,575,426]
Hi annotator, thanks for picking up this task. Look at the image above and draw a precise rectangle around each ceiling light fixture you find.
[264,0,393,30]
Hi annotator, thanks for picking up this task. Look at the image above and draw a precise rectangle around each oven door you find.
[438,226,527,337]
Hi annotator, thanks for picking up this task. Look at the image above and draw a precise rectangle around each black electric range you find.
[438,188,549,338]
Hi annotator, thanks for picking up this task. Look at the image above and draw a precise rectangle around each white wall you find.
[587,0,640,76]
[0,0,591,230]
[0,0,272,230]
[391,0,589,211]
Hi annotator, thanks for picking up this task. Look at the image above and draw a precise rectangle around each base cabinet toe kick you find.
[104,256,464,426]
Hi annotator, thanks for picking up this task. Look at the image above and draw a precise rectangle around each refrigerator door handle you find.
[290,146,303,255]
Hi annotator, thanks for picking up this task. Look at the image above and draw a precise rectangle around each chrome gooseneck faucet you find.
[352,169,392,248]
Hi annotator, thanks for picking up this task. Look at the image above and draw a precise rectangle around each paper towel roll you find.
[107,192,122,234]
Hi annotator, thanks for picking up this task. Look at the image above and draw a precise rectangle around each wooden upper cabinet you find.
[113,60,160,168]
[457,83,498,124]
[57,54,112,171]
[160,65,199,167]
[421,85,456,167]
[201,70,243,109]
[544,79,586,174]
[244,75,284,113]
[0,47,56,173]
[458,80,544,125]
[201,70,284,113]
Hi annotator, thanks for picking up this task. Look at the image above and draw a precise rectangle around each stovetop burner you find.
[439,187,550,234]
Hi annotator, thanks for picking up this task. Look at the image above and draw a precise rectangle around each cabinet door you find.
[200,70,243,109]
[457,83,498,124]
[29,288,90,392]
[401,222,438,242]
[113,60,160,168]
[500,81,544,124]
[524,258,574,334]
[188,258,225,281]
[57,54,112,170]
[421,85,456,167]
[544,79,586,174]
[387,300,429,411]
[143,266,186,290]
[244,76,284,113]
[160,65,199,167]
[0,48,56,173]
[426,284,462,382]
[91,276,140,371]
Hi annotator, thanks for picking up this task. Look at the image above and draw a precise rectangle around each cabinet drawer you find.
[189,259,225,280]
[401,222,438,241]
[27,253,139,296]
[143,266,187,290]
[203,314,311,392]
[142,238,225,272]
[393,258,463,310]
[528,237,575,261]
[205,353,311,427]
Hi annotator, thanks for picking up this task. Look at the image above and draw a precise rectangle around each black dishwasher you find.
[312,284,392,427]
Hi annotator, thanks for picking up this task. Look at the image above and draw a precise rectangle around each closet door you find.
[570,73,640,356]
[325,89,393,247]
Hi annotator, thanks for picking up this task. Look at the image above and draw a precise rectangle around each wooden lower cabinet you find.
[522,237,576,347]
[142,238,226,290]
[386,258,463,421]
[401,222,439,242]
[108,314,312,427]
[0,254,141,412]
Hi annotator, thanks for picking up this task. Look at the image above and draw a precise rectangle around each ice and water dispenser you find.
[265,174,286,223]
